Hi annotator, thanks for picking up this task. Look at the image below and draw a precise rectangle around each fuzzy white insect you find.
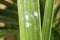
[25,15,29,21]
[25,22,30,28]
[33,11,38,17]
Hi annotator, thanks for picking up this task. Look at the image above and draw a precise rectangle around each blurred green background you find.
[0,0,19,40]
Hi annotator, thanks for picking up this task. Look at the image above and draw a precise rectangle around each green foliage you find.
[17,0,42,40]
[0,0,19,40]
[42,0,55,40]
[0,0,60,40]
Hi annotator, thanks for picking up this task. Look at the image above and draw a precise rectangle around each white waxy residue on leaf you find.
[25,22,30,28]
[33,11,38,17]
[24,11,29,21]
[25,15,29,21]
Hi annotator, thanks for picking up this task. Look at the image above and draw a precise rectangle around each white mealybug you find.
[25,22,30,28]
[25,15,29,21]
[33,11,38,17]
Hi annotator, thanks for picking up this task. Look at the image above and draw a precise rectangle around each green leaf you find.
[17,0,42,40]
[42,0,55,40]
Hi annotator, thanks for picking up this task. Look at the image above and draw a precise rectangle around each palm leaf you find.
[17,0,42,40]
[42,0,55,40]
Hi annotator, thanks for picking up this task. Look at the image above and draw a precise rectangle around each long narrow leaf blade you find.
[17,0,42,40]
[42,0,55,40]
